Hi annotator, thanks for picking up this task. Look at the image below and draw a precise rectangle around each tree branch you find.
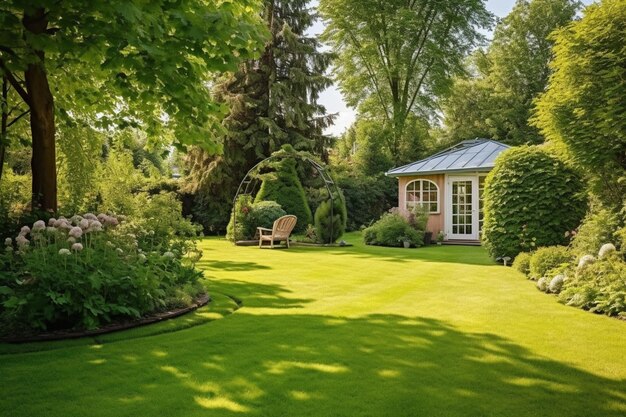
[0,60,31,106]
[7,109,30,128]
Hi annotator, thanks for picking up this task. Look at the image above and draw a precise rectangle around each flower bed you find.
[0,208,205,336]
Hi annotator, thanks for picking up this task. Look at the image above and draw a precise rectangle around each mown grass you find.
[1,232,625,416]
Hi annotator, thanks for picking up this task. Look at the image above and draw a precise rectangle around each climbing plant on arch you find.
[231,147,345,244]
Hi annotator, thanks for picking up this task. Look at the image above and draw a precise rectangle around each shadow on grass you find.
[204,278,314,310]
[4,313,623,417]
[197,259,272,271]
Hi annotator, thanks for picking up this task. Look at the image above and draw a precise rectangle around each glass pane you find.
[431,203,437,212]
[453,226,458,234]
[467,225,472,234]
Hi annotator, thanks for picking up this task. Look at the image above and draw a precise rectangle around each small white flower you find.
[16,235,29,247]
[79,219,90,230]
[577,254,595,269]
[48,217,56,226]
[20,226,30,235]
[163,251,175,259]
[58,248,71,256]
[46,226,57,234]
[106,241,115,247]
[138,253,147,263]
[4,237,12,246]
[598,243,616,259]
[69,226,83,239]
[67,237,77,243]
[97,213,107,222]
[71,243,84,252]
[83,213,97,220]
[32,220,46,232]
[116,248,124,255]
[87,220,103,233]
[104,216,119,227]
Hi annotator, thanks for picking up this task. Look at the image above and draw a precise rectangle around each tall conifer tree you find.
[185,0,334,232]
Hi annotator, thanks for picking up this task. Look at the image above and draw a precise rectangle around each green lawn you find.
[1,232,625,416]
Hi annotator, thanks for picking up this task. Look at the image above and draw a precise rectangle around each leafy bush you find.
[314,193,347,244]
[335,171,397,231]
[549,275,565,294]
[482,146,587,259]
[512,252,532,276]
[571,208,621,256]
[363,212,423,247]
[0,205,204,334]
[226,197,286,241]
[255,157,312,232]
[559,254,626,317]
[528,246,571,280]
[248,201,287,232]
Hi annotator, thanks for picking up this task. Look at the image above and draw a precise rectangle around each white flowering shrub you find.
[536,277,549,292]
[548,275,565,294]
[598,243,616,259]
[0,206,204,334]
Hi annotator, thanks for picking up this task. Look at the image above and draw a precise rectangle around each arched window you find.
[406,179,439,213]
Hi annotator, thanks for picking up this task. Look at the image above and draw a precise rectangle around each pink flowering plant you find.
[0,200,204,334]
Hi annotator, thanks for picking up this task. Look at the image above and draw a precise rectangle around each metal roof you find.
[386,139,510,177]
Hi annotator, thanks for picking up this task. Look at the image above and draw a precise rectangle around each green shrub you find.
[255,157,312,232]
[528,246,572,280]
[335,172,397,231]
[482,146,587,259]
[363,212,423,247]
[314,193,347,244]
[512,252,532,276]
[0,209,204,334]
[559,255,626,317]
[571,207,621,256]
[248,201,287,231]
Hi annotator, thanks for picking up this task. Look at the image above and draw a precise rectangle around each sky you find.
[312,0,596,136]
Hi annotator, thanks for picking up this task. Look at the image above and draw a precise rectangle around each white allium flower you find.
[67,237,77,243]
[5,246,13,253]
[48,218,56,226]
[116,248,124,255]
[69,226,83,239]
[163,251,175,259]
[4,237,12,246]
[46,226,57,234]
[598,243,616,259]
[97,213,107,222]
[70,215,83,225]
[106,241,115,247]
[79,219,90,230]
[87,220,103,232]
[58,248,71,256]
[83,213,97,220]
[71,243,84,252]
[20,226,30,235]
[104,216,119,227]
[577,254,596,269]
[549,275,565,293]
[32,220,46,232]
[54,219,71,229]
[16,235,29,247]
[138,253,147,263]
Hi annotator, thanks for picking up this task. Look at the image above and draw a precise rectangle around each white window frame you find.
[405,179,440,214]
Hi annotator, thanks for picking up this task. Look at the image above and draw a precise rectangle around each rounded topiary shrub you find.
[528,246,572,280]
[226,197,286,241]
[482,146,587,259]
[314,193,347,244]
[255,157,312,232]
[248,201,287,231]
[512,252,532,276]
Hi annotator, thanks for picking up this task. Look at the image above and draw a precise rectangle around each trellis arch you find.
[232,153,341,244]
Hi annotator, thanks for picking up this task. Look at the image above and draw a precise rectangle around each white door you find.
[446,176,479,240]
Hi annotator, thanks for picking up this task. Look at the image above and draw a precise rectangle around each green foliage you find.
[0,207,203,334]
[320,0,491,165]
[363,212,423,248]
[441,0,580,145]
[559,255,626,317]
[255,157,312,232]
[528,246,572,280]
[571,207,621,256]
[532,0,626,209]
[482,146,587,258]
[226,197,287,242]
[0,171,30,240]
[314,194,347,244]
[334,171,398,231]
[512,252,533,276]
[183,0,333,233]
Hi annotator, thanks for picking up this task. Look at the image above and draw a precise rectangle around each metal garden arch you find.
[232,154,341,244]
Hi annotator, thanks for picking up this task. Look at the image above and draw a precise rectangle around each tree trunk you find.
[23,8,57,212]
[0,76,7,182]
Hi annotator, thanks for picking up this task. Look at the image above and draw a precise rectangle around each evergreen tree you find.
[184,0,333,233]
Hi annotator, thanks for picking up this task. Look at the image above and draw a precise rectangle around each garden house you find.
[386,139,510,243]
